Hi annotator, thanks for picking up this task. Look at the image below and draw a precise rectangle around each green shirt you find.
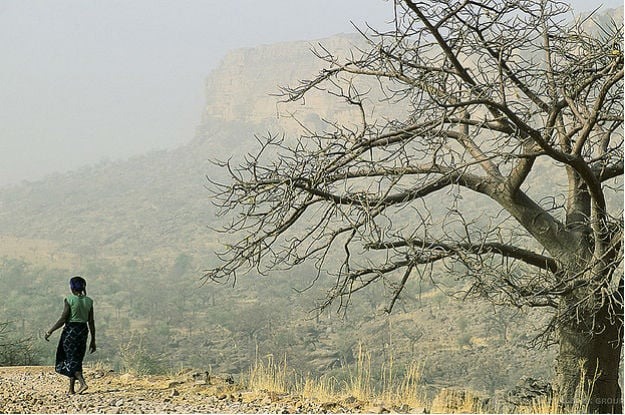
[66,294,93,323]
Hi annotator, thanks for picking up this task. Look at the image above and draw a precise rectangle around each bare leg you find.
[68,377,76,395]
[75,371,88,394]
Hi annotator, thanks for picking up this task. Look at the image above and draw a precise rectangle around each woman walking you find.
[45,276,96,394]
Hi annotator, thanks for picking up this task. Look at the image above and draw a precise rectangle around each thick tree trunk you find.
[555,299,623,413]
[588,318,623,414]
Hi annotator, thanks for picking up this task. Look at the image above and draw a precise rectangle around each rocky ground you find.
[0,366,405,414]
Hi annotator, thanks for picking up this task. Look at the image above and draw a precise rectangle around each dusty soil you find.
[0,366,365,414]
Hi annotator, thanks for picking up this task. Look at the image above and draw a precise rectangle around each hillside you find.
[0,30,588,403]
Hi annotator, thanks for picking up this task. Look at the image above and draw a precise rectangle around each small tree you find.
[0,321,40,366]
[205,1,623,412]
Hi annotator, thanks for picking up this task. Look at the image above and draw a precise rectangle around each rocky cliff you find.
[201,34,364,128]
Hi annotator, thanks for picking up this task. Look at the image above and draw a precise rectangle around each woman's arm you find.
[44,299,70,341]
[88,306,96,353]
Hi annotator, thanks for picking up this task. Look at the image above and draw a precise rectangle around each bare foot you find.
[76,384,88,394]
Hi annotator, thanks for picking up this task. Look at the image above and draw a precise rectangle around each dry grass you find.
[516,395,560,414]
[516,359,598,414]
[246,345,428,410]
[298,374,339,403]
[389,361,428,409]
[430,388,485,413]
[344,344,374,401]
[244,350,599,414]
[246,354,289,394]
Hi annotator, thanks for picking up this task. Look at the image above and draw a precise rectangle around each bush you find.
[118,334,165,375]
[0,321,41,366]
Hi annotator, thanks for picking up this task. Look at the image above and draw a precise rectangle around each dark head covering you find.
[69,276,87,295]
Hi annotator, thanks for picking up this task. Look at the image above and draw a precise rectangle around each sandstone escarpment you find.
[201,34,370,133]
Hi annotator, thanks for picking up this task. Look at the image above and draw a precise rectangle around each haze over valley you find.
[1,1,623,412]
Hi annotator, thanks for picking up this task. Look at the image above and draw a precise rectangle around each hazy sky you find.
[0,0,621,188]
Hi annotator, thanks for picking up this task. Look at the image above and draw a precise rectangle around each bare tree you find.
[205,1,623,412]
[0,321,39,365]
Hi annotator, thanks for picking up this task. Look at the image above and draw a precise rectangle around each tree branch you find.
[365,238,558,272]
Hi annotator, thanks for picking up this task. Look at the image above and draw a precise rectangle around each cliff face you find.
[199,34,371,135]
[200,5,625,129]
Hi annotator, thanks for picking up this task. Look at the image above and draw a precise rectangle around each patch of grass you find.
[430,388,485,413]
[297,373,339,403]
[246,353,289,394]
[238,346,599,414]
[344,344,373,401]
[117,334,165,375]
[516,360,598,414]
[386,360,427,409]
[246,345,428,410]
[517,395,559,414]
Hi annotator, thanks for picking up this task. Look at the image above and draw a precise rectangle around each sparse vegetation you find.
[0,321,41,366]
[118,334,166,375]
[205,1,623,412]
[245,347,429,412]
[242,348,602,413]
[0,1,622,413]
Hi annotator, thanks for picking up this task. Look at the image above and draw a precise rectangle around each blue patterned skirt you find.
[55,322,88,378]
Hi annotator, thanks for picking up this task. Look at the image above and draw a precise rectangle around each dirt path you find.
[0,366,350,414]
